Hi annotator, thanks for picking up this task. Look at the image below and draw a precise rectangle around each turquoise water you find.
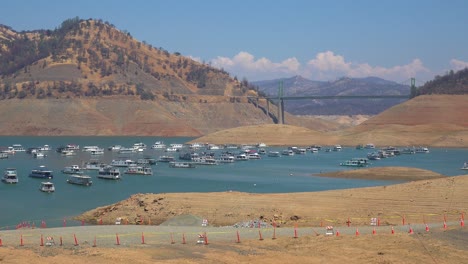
[0,136,466,228]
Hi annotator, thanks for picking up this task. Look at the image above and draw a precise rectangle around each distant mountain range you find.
[253,76,410,115]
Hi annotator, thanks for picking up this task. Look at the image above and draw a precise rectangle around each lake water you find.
[0,136,466,228]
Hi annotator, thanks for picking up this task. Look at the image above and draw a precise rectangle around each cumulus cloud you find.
[210,51,430,82]
[450,59,468,71]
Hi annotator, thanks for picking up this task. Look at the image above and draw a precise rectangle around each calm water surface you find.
[0,136,466,228]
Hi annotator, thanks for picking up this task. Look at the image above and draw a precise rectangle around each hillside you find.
[253,75,410,115]
[193,95,468,147]
[416,67,468,95]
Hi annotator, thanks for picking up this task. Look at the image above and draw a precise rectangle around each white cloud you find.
[450,59,468,71]
[209,51,430,82]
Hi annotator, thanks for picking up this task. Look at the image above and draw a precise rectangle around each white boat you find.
[98,166,121,180]
[108,145,122,151]
[118,147,136,154]
[267,151,280,157]
[2,168,18,184]
[29,166,53,179]
[169,143,184,149]
[133,142,147,152]
[11,144,26,152]
[67,174,92,186]
[125,165,153,175]
[39,145,51,151]
[40,182,55,192]
[281,149,294,156]
[293,148,307,155]
[333,145,343,151]
[247,152,261,159]
[415,146,430,153]
[340,159,367,167]
[82,146,99,152]
[169,161,196,168]
[61,149,76,156]
[62,165,84,175]
[365,143,375,149]
[235,153,249,161]
[84,160,107,170]
[461,162,468,170]
[0,153,8,159]
[193,157,218,165]
[90,148,105,155]
[110,159,136,167]
[165,147,178,152]
[66,144,80,150]
[151,141,166,149]
[217,154,235,163]
[34,152,47,158]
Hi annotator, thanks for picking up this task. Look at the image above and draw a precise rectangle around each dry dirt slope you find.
[78,173,467,228]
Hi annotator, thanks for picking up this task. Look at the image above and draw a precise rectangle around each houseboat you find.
[61,165,84,175]
[125,165,153,175]
[98,166,121,180]
[110,159,136,167]
[67,174,93,186]
[84,160,107,170]
[2,168,18,184]
[169,161,196,168]
[29,166,53,179]
[39,182,55,192]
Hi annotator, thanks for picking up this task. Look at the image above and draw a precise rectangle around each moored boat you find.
[67,174,93,186]
[84,160,106,170]
[61,165,84,175]
[125,165,153,175]
[461,162,468,170]
[169,161,196,168]
[339,159,367,167]
[29,166,53,179]
[2,168,18,184]
[39,182,55,192]
[98,166,121,180]
[267,151,280,157]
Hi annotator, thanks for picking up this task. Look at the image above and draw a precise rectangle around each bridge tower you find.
[410,77,417,98]
[277,81,284,124]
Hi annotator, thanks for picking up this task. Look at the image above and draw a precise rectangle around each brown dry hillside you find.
[193,95,468,147]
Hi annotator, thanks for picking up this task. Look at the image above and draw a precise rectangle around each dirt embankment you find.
[78,174,468,228]
[316,167,444,181]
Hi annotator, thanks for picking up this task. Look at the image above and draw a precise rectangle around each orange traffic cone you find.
[391,227,395,234]
[443,221,447,230]
[425,224,430,232]
[372,227,376,235]
[408,226,414,234]
[336,229,340,236]
[355,228,360,236]
[461,219,465,227]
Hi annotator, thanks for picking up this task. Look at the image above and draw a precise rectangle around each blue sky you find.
[2,0,468,84]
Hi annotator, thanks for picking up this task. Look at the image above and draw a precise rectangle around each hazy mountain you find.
[253,76,410,115]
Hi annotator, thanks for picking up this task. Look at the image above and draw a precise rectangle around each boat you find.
[67,174,93,186]
[39,145,51,151]
[247,152,261,159]
[39,182,55,192]
[415,146,430,153]
[136,158,157,166]
[158,156,176,162]
[365,143,375,149]
[11,144,26,152]
[258,148,266,155]
[339,159,367,167]
[401,147,416,154]
[110,159,136,167]
[84,160,106,170]
[193,156,218,165]
[82,146,99,152]
[34,152,47,158]
[151,141,166,149]
[61,149,76,156]
[461,162,468,170]
[66,144,80,150]
[90,148,105,155]
[292,148,307,155]
[333,145,343,151]
[118,147,136,154]
[132,142,146,152]
[235,153,249,161]
[108,145,122,151]
[98,166,121,180]
[217,154,235,163]
[0,153,8,159]
[2,168,18,184]
[125,165,153,175]
[169,143,184,149]
[29,166,53,179]
[310,147,319,153]
[267,151,280,157]
[367,152,381,160]
[281,149,294,156]
[169,161,196,168]
[61,165,84,175]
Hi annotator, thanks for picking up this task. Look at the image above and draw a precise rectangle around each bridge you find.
[249,78,415,124]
